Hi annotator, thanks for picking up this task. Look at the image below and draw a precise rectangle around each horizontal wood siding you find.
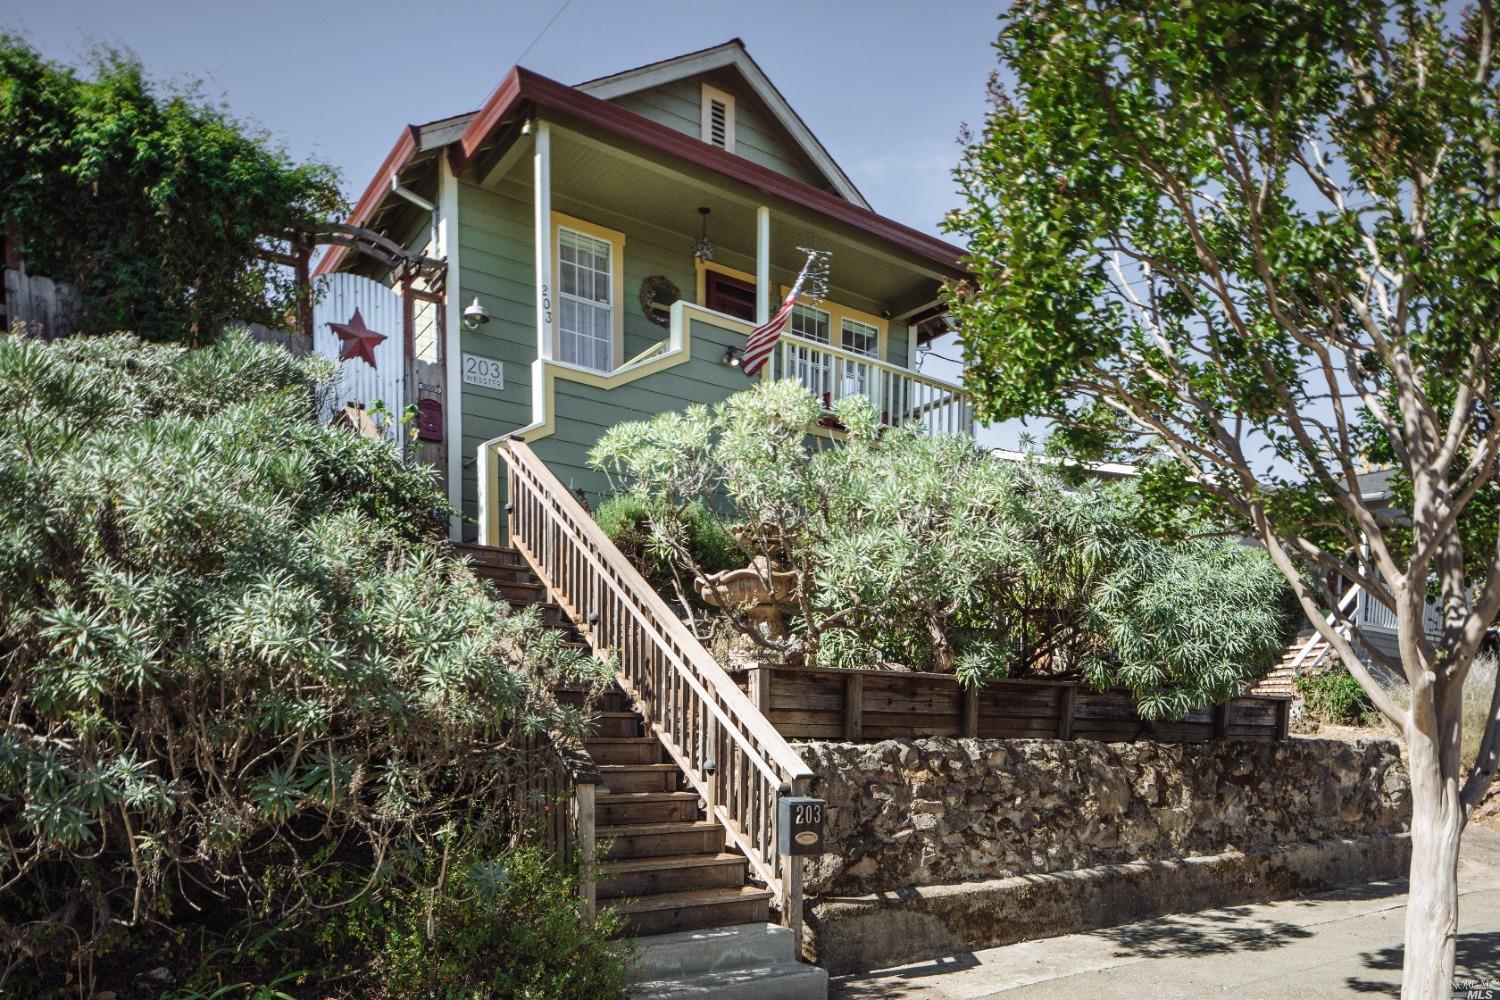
[529,316,757,509]
[454,171,929,529]
[458,180,538,528]
[608,76,827,190]
[736,666,1288,744]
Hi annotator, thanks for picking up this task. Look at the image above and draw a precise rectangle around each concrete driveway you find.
[831,827,1500,999]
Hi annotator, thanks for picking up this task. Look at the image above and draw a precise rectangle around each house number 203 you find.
[461,353,504,390]
[793,802,823,825]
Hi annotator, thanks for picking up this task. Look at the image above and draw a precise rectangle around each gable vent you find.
[708,99,728,147]
[700,84,736,152]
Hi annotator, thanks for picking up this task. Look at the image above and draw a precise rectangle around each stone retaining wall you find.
[799,737,1409,896]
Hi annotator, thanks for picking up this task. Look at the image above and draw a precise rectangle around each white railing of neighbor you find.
[1355,583,1445,636]
[767,334,974,438]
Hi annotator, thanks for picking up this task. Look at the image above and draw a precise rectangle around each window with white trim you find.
[557,227,614,371]
[839,317,880,394]
[788,303,831,397]
[700,84,736,152]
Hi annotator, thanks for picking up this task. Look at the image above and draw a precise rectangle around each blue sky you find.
[2,0,1004,239]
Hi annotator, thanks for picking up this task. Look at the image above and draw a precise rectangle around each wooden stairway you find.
[457,543,773,936]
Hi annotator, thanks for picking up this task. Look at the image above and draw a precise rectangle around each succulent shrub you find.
[592,381,1294,717]
[0,332,610,990]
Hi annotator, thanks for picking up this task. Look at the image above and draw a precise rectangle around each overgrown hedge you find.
[0,38,344,342]
[0,333,621,995]
[592,381,1298,718]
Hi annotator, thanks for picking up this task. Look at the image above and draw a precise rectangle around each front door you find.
[704,269,757,322]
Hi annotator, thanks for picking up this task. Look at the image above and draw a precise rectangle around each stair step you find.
[590,710,645,738]
[597,791,701,826]
[628,963,827,1000]
[453,542,526,567]
[601,820,724,859]
[586,737,663,764]
[489,579,546,601]
[599,764,681,793]
[616,886,773,936]
[628,922,799,980]
[599,852,747,899]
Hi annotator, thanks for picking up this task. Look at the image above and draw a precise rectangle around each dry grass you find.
[1375,652,1497,772]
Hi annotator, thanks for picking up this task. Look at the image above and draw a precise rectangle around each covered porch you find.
[469,111,972,438]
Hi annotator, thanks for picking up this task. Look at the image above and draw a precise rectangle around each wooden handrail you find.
[495,438,815,937]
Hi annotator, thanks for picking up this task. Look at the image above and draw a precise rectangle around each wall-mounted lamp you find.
[462,297,491,330]
[692,206,716,263]
[721,345,743,368]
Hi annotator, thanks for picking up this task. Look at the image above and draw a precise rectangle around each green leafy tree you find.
[592,380,1292,715]
[945,2,1500,992]
[0,332,612,991]
[0,39,344,342]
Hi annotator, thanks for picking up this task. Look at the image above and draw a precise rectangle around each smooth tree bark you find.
[946,2,1500,996]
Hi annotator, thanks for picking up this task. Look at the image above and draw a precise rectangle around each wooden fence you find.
[738,665,1290,744]
[3,267,81,339]
[514,731,602,912]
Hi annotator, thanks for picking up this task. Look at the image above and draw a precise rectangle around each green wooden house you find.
[318,39,970,543]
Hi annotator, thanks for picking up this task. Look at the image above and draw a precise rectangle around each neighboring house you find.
[317,39,970,543]
[1252,466,1447,696]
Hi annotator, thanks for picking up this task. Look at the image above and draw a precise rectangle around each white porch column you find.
[534,120,555,361]
[755,205,771,324]
[437,156,464,542]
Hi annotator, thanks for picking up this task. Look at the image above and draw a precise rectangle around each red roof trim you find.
[314,125,419,276]
[329,65,966,276]
[457,68,964,271]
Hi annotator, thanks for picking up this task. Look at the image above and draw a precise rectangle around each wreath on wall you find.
[639,275,682,328]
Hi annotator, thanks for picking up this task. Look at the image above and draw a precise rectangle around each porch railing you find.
[767,334,974,438]
[497,438,817,939]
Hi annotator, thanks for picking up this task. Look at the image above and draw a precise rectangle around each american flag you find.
[740,249,830,377]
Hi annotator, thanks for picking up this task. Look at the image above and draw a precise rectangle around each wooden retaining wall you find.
[737,665,1290,744]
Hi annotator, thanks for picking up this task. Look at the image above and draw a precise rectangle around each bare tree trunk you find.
[1401,713,1464,1000]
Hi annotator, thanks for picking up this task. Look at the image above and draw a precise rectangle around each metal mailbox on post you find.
[777,796,826,856]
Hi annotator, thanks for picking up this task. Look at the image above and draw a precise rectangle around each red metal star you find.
[328,307,388,368]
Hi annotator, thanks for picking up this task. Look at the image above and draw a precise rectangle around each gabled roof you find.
[319,47,966,278]
[574,38,869,209]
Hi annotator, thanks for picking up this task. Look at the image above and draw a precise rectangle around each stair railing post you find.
[778,775,809,953]
[575,781,596,915]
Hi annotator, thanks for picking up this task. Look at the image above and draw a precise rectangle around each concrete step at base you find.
[599,852,747,899]
[627,964,827,1000]
[628,922,799,981]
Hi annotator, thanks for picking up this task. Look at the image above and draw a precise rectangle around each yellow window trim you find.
[694,259,758,310]
[551,211,626,370]
[778,284,889,362]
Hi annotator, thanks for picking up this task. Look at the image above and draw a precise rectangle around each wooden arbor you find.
[260,222,447,340]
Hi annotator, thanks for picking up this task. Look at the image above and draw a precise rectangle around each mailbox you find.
[416,398,443,442]
[777,796,826,856]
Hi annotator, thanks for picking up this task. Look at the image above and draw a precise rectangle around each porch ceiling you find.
[482,120,952,315]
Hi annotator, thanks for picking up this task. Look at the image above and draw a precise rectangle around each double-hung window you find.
[788,303,832,399]
[838,317,880,396]
[558,226,615,372]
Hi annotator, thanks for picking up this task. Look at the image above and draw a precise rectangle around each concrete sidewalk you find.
[831,828,1500,999]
